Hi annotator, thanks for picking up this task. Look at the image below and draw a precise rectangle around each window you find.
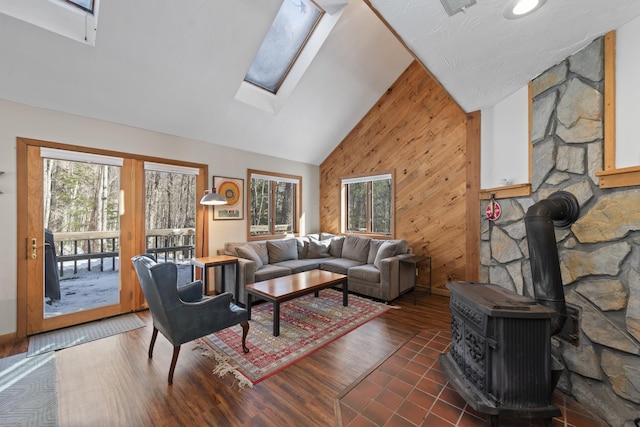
[248,170,301,238]
[0,0,99,45]
[65,0,94,14]
[234,0,347,113]
[245,0,323,93]
[144,162,198,265]
[341,173,394,236]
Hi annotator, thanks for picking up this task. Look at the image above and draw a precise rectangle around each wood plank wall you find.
[320,61,479,295]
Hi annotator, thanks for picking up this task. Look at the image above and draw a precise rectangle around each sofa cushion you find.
[235,244,264,269]
[367,240,384,264]
[274,259,323,273]
[341,235,370,263]
[267,239,298,263]
[374,241,398,269]
[320,232,337,240]
[254,264,292,282]
[307,239,331,258]
[320,258,365,275]
[348,264,381,283]
[329,236,345,258]
[248,241,269,265]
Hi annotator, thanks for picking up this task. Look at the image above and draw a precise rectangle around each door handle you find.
[31,238,37,259]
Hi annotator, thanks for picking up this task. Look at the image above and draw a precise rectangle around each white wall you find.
[480,86,529,189]
[616,15,640,168]
[482,17,640,186]
[0,98,320,335]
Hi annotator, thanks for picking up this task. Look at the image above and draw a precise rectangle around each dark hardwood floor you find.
[0,290,451,427]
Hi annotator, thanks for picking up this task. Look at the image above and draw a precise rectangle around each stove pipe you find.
[524,191,579,335]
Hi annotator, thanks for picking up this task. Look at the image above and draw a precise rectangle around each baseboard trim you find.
[0,331,18,345]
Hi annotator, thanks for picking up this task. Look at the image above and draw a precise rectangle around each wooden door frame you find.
[16,137,208,338]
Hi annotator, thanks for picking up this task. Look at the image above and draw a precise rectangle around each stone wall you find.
[480,38,640,426]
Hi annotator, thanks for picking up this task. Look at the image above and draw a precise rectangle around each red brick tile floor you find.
[335,330,609,427]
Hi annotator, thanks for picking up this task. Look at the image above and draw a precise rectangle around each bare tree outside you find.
[45,160,120,241]
[43,159,197,317]
[145,171,196,231]
[249,173,298,236]
[345,176,392,235]
[250,177,270,235]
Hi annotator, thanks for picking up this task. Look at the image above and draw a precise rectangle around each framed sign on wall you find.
[213,176,244,220]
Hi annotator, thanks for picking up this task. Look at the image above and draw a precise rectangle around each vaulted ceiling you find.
[1,0,639,165]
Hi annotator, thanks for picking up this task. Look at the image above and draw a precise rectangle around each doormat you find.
[196,289,391,387]
[27,313,145,357]
[0,351,57,426]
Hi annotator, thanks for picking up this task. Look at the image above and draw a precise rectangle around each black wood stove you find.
[439,282,561,426]
[439,191,581,427]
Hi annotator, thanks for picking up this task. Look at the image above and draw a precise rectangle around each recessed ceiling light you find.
[503,0,547,19]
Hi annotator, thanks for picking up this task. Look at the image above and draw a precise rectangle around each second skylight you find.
[244,0,323,94]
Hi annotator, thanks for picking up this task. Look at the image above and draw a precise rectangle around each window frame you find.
[341,172,395,238]
[247,169,302,241]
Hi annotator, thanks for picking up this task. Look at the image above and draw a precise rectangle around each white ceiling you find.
[1,0,639,166]
[369,0,640,112]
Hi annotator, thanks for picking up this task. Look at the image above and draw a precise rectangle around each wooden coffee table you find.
[245,270,348,336]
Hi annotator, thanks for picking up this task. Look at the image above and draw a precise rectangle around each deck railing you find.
[52,228,196,276]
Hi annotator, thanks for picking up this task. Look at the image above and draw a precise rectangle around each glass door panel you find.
[43,158,121,318]
[20,140,205,335]
[144,167,196,286]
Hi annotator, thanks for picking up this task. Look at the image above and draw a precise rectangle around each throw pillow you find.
[307,239,331,258]
[249,241,269,265]
[329,236,345,257]
[374,241,398,269]
[295,236,310,259]
[267,239,298,263]
[367,239,384,264]
[341,235,371,263]
[236,244,264,269]
[320,232,337,240]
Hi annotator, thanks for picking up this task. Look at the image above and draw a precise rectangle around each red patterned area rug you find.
[196,289,391,387]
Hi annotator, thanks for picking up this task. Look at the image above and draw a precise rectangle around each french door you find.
[17,138,207,336]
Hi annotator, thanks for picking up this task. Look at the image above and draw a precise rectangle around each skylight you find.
[235,0,347,113]
[65,0,94,14]
[0,0,99,45]
[244,0,324,94]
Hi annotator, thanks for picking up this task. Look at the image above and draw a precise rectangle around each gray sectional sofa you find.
[216,233,415,304]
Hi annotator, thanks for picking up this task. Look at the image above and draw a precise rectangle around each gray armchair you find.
[132,255,249,385]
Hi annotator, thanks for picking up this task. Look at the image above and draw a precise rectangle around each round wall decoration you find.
[218,180,240,206]
[485,199,501,221]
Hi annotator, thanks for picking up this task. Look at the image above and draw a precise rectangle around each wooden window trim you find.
[595,30,640,188]
[340,171,395,239]
[479,183,532,200]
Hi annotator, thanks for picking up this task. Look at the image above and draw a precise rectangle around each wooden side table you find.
[190,255,239,300]
[400,255,431,304]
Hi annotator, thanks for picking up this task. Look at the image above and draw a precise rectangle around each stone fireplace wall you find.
[480,37,640,426]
